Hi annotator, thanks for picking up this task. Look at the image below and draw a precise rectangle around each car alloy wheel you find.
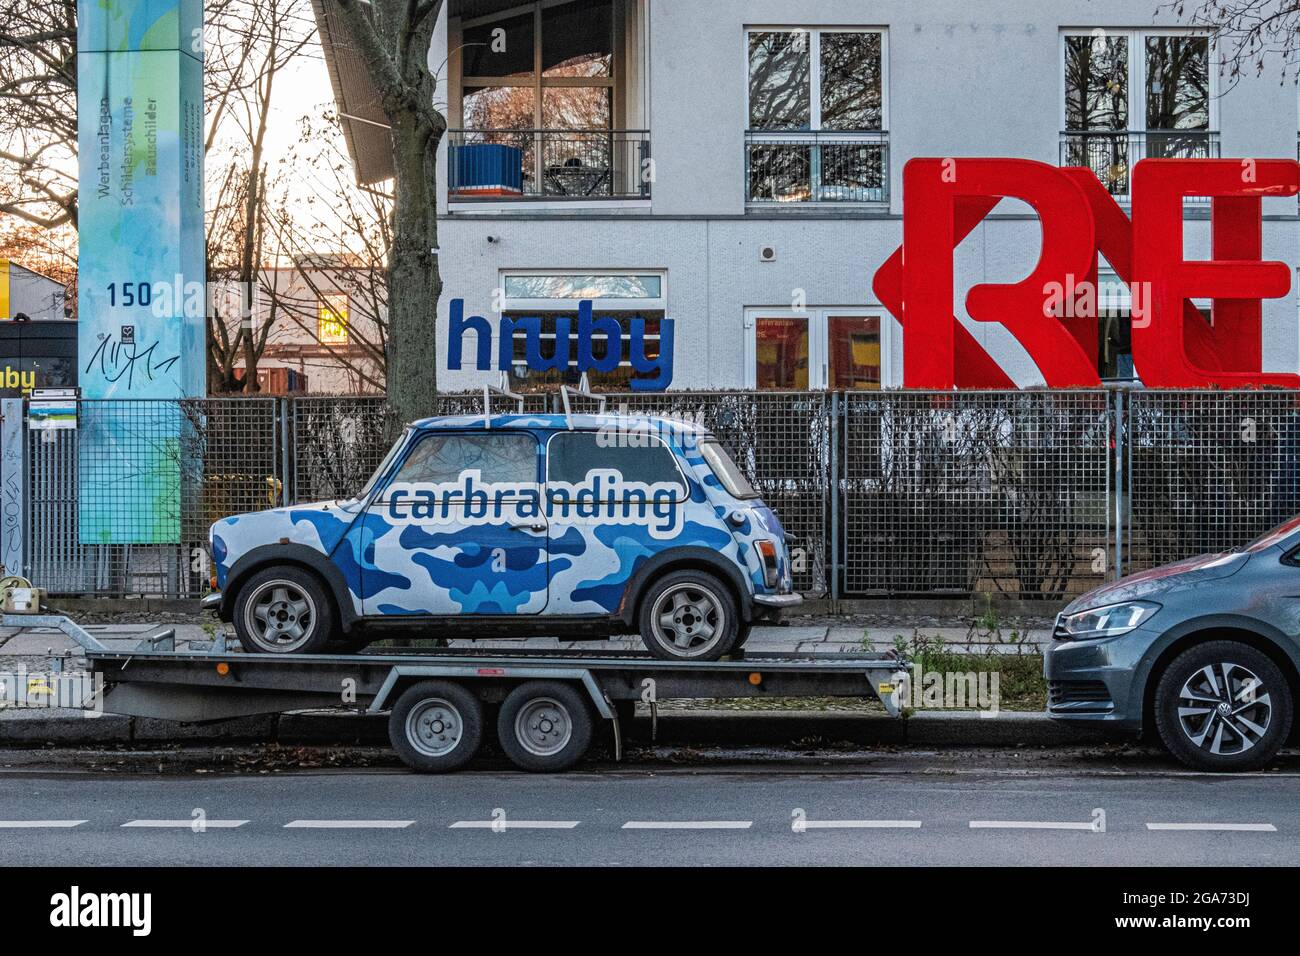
[650,583,726,658]
[1176,662,1272,757]
[243,579,317,652]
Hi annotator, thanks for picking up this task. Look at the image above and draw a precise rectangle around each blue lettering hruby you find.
[447,298,674,391]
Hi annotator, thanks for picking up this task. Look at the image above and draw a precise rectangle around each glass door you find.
[746,309,888,389]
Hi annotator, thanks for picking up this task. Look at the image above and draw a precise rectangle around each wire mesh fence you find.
[28,399,281,597]
[19,389,1300,601]
[841,391,1112,601]
[607,391,831,594]
[1124,390,1300,573]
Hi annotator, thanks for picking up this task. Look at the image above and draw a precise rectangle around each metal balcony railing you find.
[1060,129,1220,201]
[746,130,889,205]
[448,129,651,201]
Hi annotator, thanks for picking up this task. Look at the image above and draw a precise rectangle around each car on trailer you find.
[204,411,800,662]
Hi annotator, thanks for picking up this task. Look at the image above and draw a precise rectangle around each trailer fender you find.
[368,665,615,720]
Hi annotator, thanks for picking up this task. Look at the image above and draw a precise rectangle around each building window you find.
[500,270,665,391]
[450,0,650,201]
[745,28,888,204]
[1061,30,1216,198]
[318,293,349,345]
[746,308,889,390]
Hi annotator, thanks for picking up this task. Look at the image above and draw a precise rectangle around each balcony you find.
[448,129,651,202]
[1059,130,1220,201]
[746,131,889,206]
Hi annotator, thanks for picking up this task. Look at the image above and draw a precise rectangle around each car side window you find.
[387,433,538,494]
[546,432,685,499]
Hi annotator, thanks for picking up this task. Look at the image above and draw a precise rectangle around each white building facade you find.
[426,0,1300,393]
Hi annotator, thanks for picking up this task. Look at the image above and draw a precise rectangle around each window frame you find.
[1059,28,1217,134]
[744,26,890,135]
[499,268,667,376]
[377,430,542,502]
[543,429,688,502]
[457,0,621,131]
[743,306,895,390]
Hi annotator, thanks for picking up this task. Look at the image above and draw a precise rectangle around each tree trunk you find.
[385,116,440,429]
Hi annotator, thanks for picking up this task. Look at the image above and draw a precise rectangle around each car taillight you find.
[756,539,780,589]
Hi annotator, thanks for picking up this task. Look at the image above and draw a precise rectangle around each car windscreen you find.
[700,440,759,499]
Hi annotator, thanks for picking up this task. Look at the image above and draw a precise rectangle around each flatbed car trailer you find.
[15,615,910,774]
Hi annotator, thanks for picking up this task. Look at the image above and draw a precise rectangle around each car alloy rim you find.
[406,698,464,757]
[651,583,725,657]
[1177,662,1272,756]
[245,581,316,652]
[514,697,573,756]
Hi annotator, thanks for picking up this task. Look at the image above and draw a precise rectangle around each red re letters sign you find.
[871,158,1300,389]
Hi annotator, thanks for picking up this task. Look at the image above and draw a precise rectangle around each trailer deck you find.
[12,614,910,773]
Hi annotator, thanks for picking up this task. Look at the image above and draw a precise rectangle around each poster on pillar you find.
[76,0,205,546]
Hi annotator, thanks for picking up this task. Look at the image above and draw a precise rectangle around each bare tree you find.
[1163,0,1300,82]
[331,0,444,425]
[0,1,77,231]
[205,0,315,393]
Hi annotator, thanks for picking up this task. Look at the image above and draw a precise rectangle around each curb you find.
[0,709,1114,749]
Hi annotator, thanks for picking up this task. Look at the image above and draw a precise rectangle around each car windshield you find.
[1242,514,1300,553]
[699,440,759,499]
[355,429,410,501]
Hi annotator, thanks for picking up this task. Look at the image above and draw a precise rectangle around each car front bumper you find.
[200,591,223,612]
[751,591,803,623]
[1042,628,1159,733]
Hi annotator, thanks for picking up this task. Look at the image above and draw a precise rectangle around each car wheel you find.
[497,681,594,772]
[638,569,739,661]
[731,622,754,651]
[389,680,484,773]
[233,566,336,654]
[1154,640,1293,772]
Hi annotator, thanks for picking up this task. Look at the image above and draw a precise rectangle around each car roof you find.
[408,412,709,436]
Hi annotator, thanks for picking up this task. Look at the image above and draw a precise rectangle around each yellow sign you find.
[0,259,9,320]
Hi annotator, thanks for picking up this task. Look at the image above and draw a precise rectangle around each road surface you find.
[1,758,1297,866]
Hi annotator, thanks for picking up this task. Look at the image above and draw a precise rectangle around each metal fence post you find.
[1112,387,1125,582]
[280,397,292,504]
[829,391,840,604]
[0,398,25,578]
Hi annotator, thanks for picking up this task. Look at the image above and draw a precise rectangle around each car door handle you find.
[511,522,546,533]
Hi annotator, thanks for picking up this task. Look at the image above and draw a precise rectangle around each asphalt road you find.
[1,762,1298,866]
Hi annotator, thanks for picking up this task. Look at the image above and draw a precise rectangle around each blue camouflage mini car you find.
[205,413,801,661]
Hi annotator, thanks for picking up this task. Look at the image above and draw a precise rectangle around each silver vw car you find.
[1045,517,1300,771]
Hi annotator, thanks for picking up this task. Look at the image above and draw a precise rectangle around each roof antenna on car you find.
[482,371,524,429]
[560,372,607,431]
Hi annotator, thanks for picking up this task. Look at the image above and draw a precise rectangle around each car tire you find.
[389,680,484,773]
[731,622,754,652]
[638,569,739,661]
[497,681,594,772]
[233,566,336,654]
[1153,640,1293,772]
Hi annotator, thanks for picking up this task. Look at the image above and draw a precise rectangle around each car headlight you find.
[1057,601,1160,640]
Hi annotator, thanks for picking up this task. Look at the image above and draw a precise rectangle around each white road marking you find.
[969,820,1099,830]
[622,821,753,830]
[0,820,87,828]
[122,820,248,828]
[1146,822,1277,832]
[284,820,413,829]
[797,820,922,830]
[449,821,579,830]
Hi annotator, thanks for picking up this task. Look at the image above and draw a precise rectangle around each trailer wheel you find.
[497,681,594,772]
[389,680,483,773]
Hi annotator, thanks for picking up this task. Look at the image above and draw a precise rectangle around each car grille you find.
[1048,680,1113,709]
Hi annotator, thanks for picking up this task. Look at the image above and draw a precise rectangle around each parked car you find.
[205,413,800,661]
[1045,517,1300,771]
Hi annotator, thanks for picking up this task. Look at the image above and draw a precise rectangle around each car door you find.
[543,430,687,615]
[362,430,548,616]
